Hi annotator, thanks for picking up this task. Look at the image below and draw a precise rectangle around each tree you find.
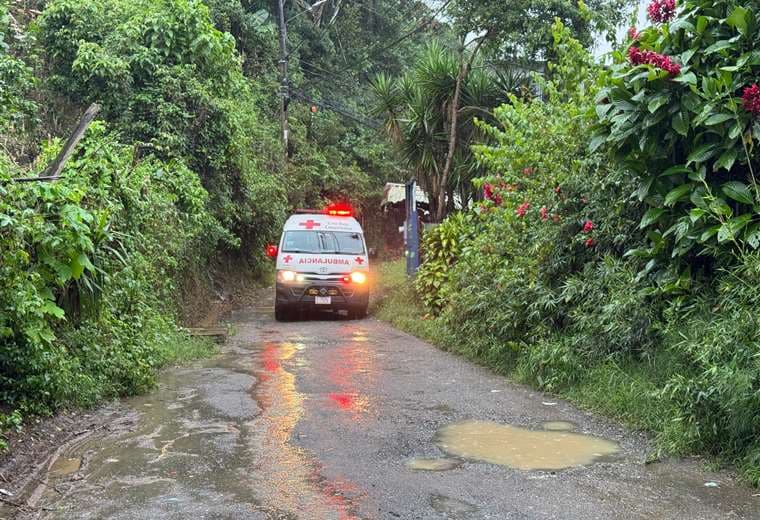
[372,42,527,221]
[448,0,632,63]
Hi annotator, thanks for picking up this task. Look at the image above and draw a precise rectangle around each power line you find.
[298,0,453,91]
[291,88,380,129]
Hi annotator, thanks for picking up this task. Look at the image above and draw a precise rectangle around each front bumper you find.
[275,279,369,309]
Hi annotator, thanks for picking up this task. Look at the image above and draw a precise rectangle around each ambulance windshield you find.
[282,231,364,255]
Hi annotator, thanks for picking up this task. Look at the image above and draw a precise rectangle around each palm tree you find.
[372,41,529,221]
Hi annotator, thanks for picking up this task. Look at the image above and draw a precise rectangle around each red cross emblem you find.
[283,255,293,263]
[298,219,321,230]
[355,256,364,265]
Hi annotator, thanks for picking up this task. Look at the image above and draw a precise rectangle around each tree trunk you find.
[436,34,488,222]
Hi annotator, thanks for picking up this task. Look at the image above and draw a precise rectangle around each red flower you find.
[628,46,681,76]
[582,220,594,233]
[483,183,494,200]
[539,206,548,221]
[585,238,596,248]
[627,26,641,40]
[522,167,534,176]
[742,84,760,117]
[515,202,530,218]
[647,0,676,23]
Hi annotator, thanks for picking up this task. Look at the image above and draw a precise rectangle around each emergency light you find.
[325,202,353,217]
[265,244,278,258]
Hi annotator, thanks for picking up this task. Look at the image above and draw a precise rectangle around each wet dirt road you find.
[22,300,760,519]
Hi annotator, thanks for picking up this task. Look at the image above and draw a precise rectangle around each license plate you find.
[315,296,331,305]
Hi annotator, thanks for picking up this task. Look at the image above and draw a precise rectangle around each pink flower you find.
[582,220,594,233]
[522,167,534,176]
[742,84,760,117]
[515,202,530,218]
[483,183,494,200]
[627,26,641,40]
[647,0,676,23]
[539,206,548,221]
[628,46,680,76]
[585,238,596,248]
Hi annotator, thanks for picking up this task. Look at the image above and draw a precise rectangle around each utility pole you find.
[277,0,289,164]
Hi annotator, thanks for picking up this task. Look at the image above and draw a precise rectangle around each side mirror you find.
[368,247,377,258]
[265,244,278,258]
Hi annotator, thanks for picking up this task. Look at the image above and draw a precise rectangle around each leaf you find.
[687,143,719,164]
[660,165,692,177]
[689,208,706,222]
[664,184,693,206]
[681,49,697,65]
[704,113,733,126]
[726,6,749,35]
[589,134,606,152]
[721,181,754,205]
[674,72,697,85]
[648,93,670,113]
[70,256,84,280]
[700,225,721,241]
[672,112,688,136]
[41,301,65,320]
[688,166,706,182]
[714,148,738,171]
[640,208,666,228]
[747,224,760,249]
[696,16,708,34]
[704,40,732,55]
[729,121,743,140]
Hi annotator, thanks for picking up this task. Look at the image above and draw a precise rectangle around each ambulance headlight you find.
[350,271,367,284]
[279,270,297,282]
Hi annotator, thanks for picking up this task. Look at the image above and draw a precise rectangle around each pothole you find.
[436,420,619,470]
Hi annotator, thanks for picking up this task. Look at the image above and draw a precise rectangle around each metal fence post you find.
[405,180,420,276]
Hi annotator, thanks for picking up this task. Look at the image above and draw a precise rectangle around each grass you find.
[157,331,218,366]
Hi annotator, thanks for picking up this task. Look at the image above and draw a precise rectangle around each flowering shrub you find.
[594,0,760,264]
[647,0,676,23]
[627,47,681,76]
[743,84,760,117]
[515,201,530,217]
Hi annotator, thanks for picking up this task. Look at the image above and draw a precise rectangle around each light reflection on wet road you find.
[25,300,760,519]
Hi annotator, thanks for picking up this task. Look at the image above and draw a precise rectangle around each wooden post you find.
[7,103,101,183]
[40,103,101,179]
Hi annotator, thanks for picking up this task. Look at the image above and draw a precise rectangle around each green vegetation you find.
[377,4,760,486]
[0,0,438,447]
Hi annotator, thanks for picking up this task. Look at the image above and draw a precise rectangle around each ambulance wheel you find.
[349,304,368,320]
[275,303,291,322]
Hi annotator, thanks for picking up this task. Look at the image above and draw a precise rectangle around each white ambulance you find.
[268,205,370,321]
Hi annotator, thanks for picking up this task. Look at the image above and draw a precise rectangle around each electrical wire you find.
[297,0,453,90]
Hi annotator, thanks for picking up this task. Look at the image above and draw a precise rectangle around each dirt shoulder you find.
[0,269,271,518]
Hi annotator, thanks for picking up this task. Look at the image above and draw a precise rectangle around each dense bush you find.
[411,16,760,484]
[35,0,287,254]
[594,0,760,264]
[0,124,216,419]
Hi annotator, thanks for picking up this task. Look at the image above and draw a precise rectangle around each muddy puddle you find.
[436,420,619,470]
[49,457,81,477]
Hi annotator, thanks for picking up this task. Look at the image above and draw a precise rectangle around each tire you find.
[350,304,368,320]
[274,303,291,322]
